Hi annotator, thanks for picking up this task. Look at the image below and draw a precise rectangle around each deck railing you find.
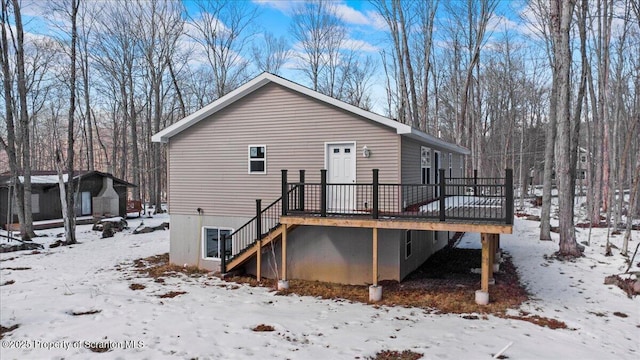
[283,168,514,224]
[221,168,514,273]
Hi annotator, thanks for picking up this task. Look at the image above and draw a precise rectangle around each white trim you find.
[152,72,470,155]
[248,144,267,175]
[405,230,412,259]
[201,226,234,260]
[324,141,357,183]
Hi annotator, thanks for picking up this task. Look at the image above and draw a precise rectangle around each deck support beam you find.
[372,227,378,286]
[277,225,289,290]
[369,227,382,302]
[477,232,498,305]
[256,240,262,282]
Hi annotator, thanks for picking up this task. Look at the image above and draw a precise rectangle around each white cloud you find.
[365,10,389,31]
[334,3,369,25]
[342,38,378,52]
[252,0,296,14]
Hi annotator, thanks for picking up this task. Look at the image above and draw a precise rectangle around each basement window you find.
[248,145,267,174]
[202,227,233,260]
[405,230,413,259]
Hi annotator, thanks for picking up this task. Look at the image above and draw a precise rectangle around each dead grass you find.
[369,350,423,360]
[129,283,146,290]
[132,253,209,278]
[157,291,186,298]
[229,248,529,315]
[70,309,102,316]
[501,312,569,329]
[252,324,275,332]
[0,324,19,339]
[86,343,111,353]
[1,280,15,286]
[227,248,565,328]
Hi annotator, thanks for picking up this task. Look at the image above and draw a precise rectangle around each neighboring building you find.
[152,73,485,285]
[0,171,136,229]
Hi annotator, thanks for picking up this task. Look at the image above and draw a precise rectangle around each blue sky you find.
[17,0,536,114]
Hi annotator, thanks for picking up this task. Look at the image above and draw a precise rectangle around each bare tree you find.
[136,0,184,213]
[92,0,140,198]
[252,32,290,75]
[290,0,342,93]
[0,0,37,240]
[189,0,258,98]
[550,0,581,256]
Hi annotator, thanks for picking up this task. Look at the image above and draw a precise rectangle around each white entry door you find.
[326,143,356,211]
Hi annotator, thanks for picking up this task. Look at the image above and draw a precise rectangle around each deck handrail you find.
[282,168,514,225]
[220,175,303,272]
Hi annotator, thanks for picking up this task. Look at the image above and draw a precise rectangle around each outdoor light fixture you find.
[362,145,371,158]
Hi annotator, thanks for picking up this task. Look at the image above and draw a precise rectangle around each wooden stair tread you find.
[226,224,296,271]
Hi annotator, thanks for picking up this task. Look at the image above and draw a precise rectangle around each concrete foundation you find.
[475,290,489,305]
[369,285,383,302]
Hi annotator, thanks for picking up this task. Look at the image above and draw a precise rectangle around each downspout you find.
[196,208,203,268]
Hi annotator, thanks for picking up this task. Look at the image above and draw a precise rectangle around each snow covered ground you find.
[0,213,638,359]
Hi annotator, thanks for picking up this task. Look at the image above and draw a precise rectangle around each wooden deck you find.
[280,215,512,234]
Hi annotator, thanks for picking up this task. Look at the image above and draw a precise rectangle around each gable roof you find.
[152,72,469,155]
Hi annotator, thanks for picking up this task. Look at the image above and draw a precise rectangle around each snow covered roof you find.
[152,72,470,155]
[0,171,136,187]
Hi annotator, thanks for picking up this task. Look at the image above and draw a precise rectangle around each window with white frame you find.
[202,227,233,259]
[405,230,413,259]
[421,146,431,185]
[248,145,266,174]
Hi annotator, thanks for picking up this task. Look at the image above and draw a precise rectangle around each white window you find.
[248,145,266,174]
[202,227,233,260]
[405,230,413,259]
[581,155,586,163]
[421,146,431,185]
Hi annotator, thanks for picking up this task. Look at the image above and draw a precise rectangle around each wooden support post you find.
[481,233,491,292]
[256,241,262,282]
[488,235,495,281]
[492,234,499,263]
[372,227,378,286]
[281,225,287,281]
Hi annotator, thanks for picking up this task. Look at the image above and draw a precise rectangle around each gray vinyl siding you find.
[400,137,466,206]
[168,82,400,216]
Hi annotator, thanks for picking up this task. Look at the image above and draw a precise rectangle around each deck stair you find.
[223,177,303,273]
[225,223,296,272]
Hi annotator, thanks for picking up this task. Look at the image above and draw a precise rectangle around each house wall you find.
[244,226,401,285]
[399,137,464,244]
[242,227,450,285]
[169,213,253,272]
[167,82,401,218]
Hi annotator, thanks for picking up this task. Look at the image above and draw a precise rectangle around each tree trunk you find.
[550,0,581,257]
[11,0,35,240]
[64,0,79,245]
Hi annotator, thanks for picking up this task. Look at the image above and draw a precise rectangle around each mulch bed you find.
[229,246,530,315]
